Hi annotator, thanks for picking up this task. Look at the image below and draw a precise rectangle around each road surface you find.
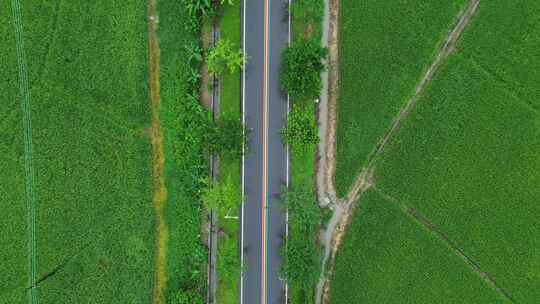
[241,0,289,303]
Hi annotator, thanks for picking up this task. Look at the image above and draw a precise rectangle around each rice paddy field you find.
[331,190,509,304]
[1,1,27,301]
[2,1,154,303]
[332,1,540,303]
[334,0,467,196]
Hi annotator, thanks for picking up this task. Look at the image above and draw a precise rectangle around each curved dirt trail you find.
[316,1,481,303]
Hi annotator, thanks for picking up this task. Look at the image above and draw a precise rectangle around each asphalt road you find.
[241,0,289,303]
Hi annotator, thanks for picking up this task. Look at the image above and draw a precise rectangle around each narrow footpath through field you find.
[316,1,481,303]
[10,0,38,303]
[146,1,168,303]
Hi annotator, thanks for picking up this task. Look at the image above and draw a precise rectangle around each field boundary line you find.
[466,56,540,117]
[372,187,516,303]
[11,0,39,303]
[319,1,481,303]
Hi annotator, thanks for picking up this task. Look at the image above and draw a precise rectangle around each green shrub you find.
[170,290,204,304]
[282,104,318,147]
[201,175,241,215]
[207,38,246,77]
[281,38,327,101]
[291,0,325,29]
[206,116,246,158]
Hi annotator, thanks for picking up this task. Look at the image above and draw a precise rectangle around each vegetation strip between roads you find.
[10,0,38,303]
[146,1,167,303]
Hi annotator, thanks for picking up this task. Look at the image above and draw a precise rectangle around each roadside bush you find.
[281,38,327,101]
[282,104,318,147]
[201,175,241,215]
[207,38,246,77]
[206,116,246,158]
[291,0,325,28]
[170,290,204,304]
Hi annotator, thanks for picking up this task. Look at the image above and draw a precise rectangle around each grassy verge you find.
[216,2,242,303]
[334,0,467,196]
[2,1,155,303]
[286,141,319,304]
[375,2,540,301]
[330,189,509,303]
[158,1,209,302]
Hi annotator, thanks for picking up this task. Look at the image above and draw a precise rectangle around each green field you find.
[2,1,154,303]
[333,1,540,303]
[376,2,540,302]
[1,0,27,301]
[330,190,509,304]
[334,0,467,196]
[216,2,242,303]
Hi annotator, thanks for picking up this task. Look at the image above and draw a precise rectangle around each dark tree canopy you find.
[281,38,327,101]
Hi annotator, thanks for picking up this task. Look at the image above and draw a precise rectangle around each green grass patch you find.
[216,2,241,303]
[330,189,509,304]
[2,1,155,303]
[334,0,467,196]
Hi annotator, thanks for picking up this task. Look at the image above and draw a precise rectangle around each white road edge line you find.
[285,0,291,303]
[240,0,246,302]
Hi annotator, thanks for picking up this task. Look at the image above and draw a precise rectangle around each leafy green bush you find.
[206,116,246,158]
[281,38,327,101]
[282,104,318,147]
[170,290,204,304]
[201,175,241,215]
[207,38,246,77]
[291,0,325,30]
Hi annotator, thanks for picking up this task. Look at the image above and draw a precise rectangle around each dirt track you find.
[146,1,168,304]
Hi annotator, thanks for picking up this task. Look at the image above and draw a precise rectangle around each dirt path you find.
[315,0,330,205]
[322,0,340,201]
[146,1,168,304]
[316,1,481,303]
